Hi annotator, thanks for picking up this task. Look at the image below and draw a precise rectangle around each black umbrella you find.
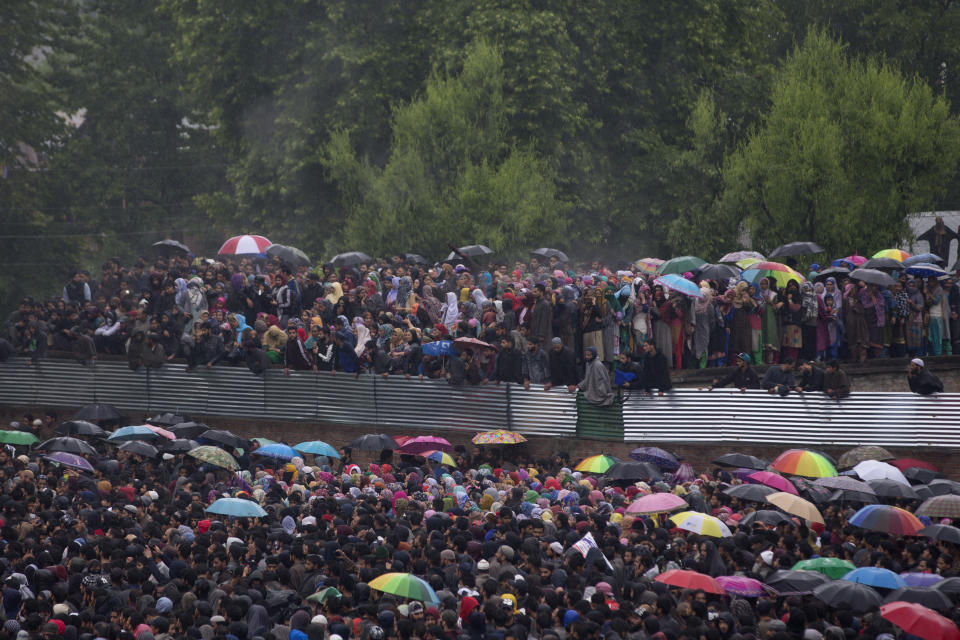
[147,412,188,427]
[928,479,960,496]
[713,453,769,470]
[74,403,123,422]
[265,243,312,267]
[883,586,953,610]
[170,422,209,439]
[827,488,877,504]
[163,438,199,453]
[812,580,882,612]
[812,266,850,282]
[740,509,796,527]
[153,239,191,255]
[849,268,896,287]
[723,484,777,502]
[35,437,97,455]
[920,524,960,544]
[329,251,372,268]
[693,263,741,282]
[914,485,935,500]
[604,461,661,481]
[119,441,159,458]
[769,241,825,258]
[765,569,830,596]
[862,258,903,270]
[199,429,249,450]
[346,434,397,451]
[933,576,960,594]
[530,248,570,263]
[867,479,920,499]
[904,467,941,484]
[403,253,428,265]
[55,421,108,437]
[445,245,494,263]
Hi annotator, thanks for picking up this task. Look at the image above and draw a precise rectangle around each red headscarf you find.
[459,596,479,622]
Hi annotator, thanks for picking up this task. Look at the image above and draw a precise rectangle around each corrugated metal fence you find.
[1,358,959,447]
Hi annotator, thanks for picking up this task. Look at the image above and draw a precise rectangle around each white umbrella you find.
[853,460,910,486]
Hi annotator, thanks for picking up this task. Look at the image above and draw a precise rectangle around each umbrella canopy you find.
[199,429,249,450]
[906,263,948,279]
[770,449,837,478]
[812,266,850,281]
[854,460,910,485]
[74,402,123,421]
[764,569,830,595]
[55,420,108,437]
[890,458,938,472]
[654,274,703,298]
[452,337,497,352]
[842,567,907,590]
[346,434,397,451]
[330,251,373,267]
[153,239,190,254]
[369,573,439,604]
[769,241,824,257]
[422,340,454,356]
[0,430,39,445]
[628,446,680,470]
[916,495,960,519]
[530,248,569,262]
[746,471,798,495]
[867,479,919,499]
[838,445,894,468]
[163,439,199,453]
[927,479,960,496]
[144,425,175,440]
[849,505,924,535]
[740,510,795,527]
[793,558,856,579]
[448,244,495,260]
[169,422,210,439]
[42,452,94,472]
[904,467,940,484]
[305,587,342,605]
[815,476,876,494]
[626,492,687,514]
[188,445,239,470]
[605,461,661,481]
[766,492,824,523]
[880,601,960,640]
[656,256,706,275]
[741,262,806,287]
[719,250,764,263]
[119,441,158,457]
[669,511,732,538]
[634,258,665,274]
[218,234,271,256]
[574,455,619,474]
[253,443,300,460]
[35,437,97,455]
[399,436,452,454]
[861,258,904,270]
[900,573,944,588]
[147,412,188,427]
[934,576,960,594]
[838,254,868,267]
[422,450,456,467]
[265,243,311,267]
[883,587,953,611]
[921,524,960,544]
[813,580,882,612]
[873,249,911,261]
[655,569,725,594]
[471,430,527,445]
[206,498,267,518]
[693,263,741,282]
[402,253,428,265]
[713,453,769,470]
[108,426,162,442]
[904,252,945,265]
[293,441,341,458]
[715,575,770,598]
[723,484,777,503]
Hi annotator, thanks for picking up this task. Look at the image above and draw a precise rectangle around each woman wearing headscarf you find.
[888,281,909,357]
[353,317,371,357]
[554,286,578,351]
[926,276,947,355]
[649,285,673,361]
[709,288,733,366]
[323,280,343,306]
[418,284,443,325]
[800,281,819,361]
[395,276,413,313]
[361,279,384,316]
[601,286,620,366]
[440,292,460,330]
[692,283,715,368]
[757,277,781,364]
[860,283,886,358]
[579,292,604,362]
[779,280,803,361]
[843,282,869,362]
[730,281,755,359]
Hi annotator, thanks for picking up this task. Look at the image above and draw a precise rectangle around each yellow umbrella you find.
[766,492,824,524]
[669,511,732,538]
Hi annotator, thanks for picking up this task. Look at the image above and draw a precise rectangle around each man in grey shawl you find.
[578,345,614,406]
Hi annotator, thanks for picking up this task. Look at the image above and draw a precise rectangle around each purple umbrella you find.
[629,447,680,470]
[716,575,771,597]
[43,452,94,473]
[899,572,944,587]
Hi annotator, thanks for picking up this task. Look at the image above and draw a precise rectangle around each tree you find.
[719,29,960,257]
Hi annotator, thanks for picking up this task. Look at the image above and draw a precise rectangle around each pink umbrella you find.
[626,492,688,514]
[746,471,798,495]
[716,575,771,597]
[841,254,868,266]
[400,435,453,454]
[145,425,175,440]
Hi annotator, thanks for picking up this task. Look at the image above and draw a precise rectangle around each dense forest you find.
[3,0,960,305]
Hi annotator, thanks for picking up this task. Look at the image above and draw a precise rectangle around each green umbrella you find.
[792,557,856,580]
[188,445,239,471]
[656,255,705,275]
[0,430,39,445]
[369,573,439,604]
[306,587,342,604]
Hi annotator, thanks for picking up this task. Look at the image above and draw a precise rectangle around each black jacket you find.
[548,346,579,386]
[492,348,523,384]
[713,365,760,389]
[909,369,944,395]
[640,351,672,392]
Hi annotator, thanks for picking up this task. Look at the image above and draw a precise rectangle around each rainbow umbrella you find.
[574,455,619,474]
[873,249,911,261]
[471,430,527,445]
[635,258,664,274]
[849,505,924,536]
[716,575,771,597]
[422,450,457,467]
[736,257,763,269]
[369,573,439,604]
[770,449,837,478]
[669,511,732,538]
[741,262,806,288]
[793,557,856,580]
[626,493,688,514]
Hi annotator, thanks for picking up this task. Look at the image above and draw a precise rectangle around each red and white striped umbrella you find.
[218,235,272,256]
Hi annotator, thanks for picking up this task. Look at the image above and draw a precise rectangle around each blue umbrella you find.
[842,567,907,590]
[253,443,299,460]
[108,425,161,441]
[900,572,944,587]
[903,253,944,266]
[422,340,454,357]
[905,263,948,279]
[294,441,341,458]
[654,274,703,299]
[206,497,267,518]
[629,446,680,471]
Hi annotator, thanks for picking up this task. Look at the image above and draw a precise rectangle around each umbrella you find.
[890,458,938,472]
[741,262,806,288]
[0,430,39,445]
[169,422,210,439]
[669,511,732,538]
[723,484,777,503]
[766,492,824,523]
[693,263,741,281]
[605,461,661,481]
[530,248,570,263]
[265,243,311,267]
[848,268,896,286]
[144,425,175,440]
[655,569,725,594]
[218,234,271,256]
[927,479,960,496]
[628,446,680,470]
[862,258,904,270]
[934,577,960,594]
[634,258,664,274]
[330,251,372,268]
[813,580,882,612]
[719,250,764,263]
[915,485,935,500]
[253,443,300,460]
[880,601,960,640]
[163,439,199,453]
[921,524,960,543]
[574,455,619,474]
[74,403,123,422]
[873,249,911,261]
[849,505,924,535]
[42,452,94,472]
[306,587,342,604]
[55,421,108,437]
[916,495,960,518]
[35,437,96,455]
[838,445,895,468]
[207,498,267,518]
[740,510,795,527]
[906,263,948,279]
[447,244,494,260]
[765,569,830,595]
[188,445,239,470]
[369,573,439,604]
[746,471,798,495]
[471,430,527,445]
[119,441,158,457]
[814,476,877,503]
[736,257,762,269]
[854,460,910,486]
[713,453,769,470]
[452,337,497,352]
[626,492,687,514]
[770,449,837,478]
[199,430,249,450]
[399,436,452,454]
[812,266,851,281]
[842,567,907,590]
[837,254,868,267]
[422,450,456,467]
[656,256,705,275]
[422,340,454,357]
[715,575,771,598]
[904,467,941,484]
[769,241,824,258]
[346,433,398,451]
[654,274,703,298]
[904,253,945,265]
[867,479,919,499]
[884,587,953,611]
[108,426,163,442]
[293,441,341,458]
[147,412,188,427]
[402,253,428,265]
[900,573,944,588]
[153,239,191,254]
